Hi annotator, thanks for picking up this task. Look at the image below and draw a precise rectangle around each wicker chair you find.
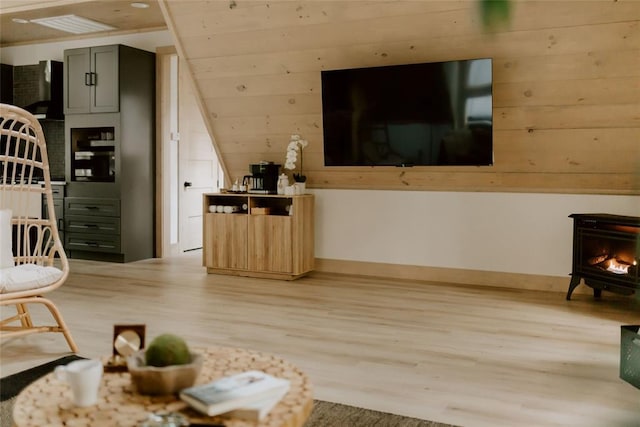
[0,103,78,353]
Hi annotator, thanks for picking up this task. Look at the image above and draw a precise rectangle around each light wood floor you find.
[1,252,639,427]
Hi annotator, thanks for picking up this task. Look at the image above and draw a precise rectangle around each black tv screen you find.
[321,58,493,167]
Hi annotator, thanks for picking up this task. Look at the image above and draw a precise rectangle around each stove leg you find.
[566,276,581,300]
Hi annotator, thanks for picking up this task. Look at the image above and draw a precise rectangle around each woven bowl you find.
[127,350,203,395]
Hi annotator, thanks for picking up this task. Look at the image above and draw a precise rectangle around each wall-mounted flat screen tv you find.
[321,58,493,167]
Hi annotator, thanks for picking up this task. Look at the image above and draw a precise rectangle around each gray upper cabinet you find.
[64,45,119,114]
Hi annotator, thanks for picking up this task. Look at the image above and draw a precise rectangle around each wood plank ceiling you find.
[2,1,639,195]
[0,0,166,46]
[160,0,640,195]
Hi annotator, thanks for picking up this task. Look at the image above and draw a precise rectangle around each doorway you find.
[157,47,222,257]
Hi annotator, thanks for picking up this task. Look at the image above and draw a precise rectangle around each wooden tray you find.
[251,207,271,215]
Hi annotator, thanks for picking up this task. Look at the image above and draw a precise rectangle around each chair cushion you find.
[0,209,14,269]
[0,264,63,294]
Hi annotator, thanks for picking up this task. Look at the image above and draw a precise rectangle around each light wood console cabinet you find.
[203,194,314,280]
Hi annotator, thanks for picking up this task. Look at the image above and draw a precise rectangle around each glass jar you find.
[277,173,289,195]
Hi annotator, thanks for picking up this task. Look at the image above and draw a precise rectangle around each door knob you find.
[184,181,193,188]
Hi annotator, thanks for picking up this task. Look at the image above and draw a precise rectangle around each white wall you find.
[0,30,173,65]
[314,189,639,277]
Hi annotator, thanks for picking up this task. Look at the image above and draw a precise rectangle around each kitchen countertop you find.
[38,181,67,185]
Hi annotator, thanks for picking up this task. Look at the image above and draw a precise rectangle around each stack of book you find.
[179,370,290,421]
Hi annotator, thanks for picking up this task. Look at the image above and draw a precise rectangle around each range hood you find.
[24,60,64,120]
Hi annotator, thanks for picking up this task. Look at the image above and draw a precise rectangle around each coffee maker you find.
[243,162,280,194]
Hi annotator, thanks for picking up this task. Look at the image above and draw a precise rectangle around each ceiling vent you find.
[30,14,116,34]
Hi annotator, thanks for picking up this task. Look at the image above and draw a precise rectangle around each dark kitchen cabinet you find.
[0,63,14,104]
[43,182,65,249]
[64,197,121,254]
[64,45,119,114]
[64,44,155,263]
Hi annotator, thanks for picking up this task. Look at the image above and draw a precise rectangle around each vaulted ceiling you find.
[158,0,640,193]
[2,1,638,194]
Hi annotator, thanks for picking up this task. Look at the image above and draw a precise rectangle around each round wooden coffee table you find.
[12,347,313,427]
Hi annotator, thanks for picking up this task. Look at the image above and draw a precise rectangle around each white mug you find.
[55,359,103,407]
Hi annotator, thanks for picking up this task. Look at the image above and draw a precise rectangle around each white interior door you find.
[159,50,221,256]
[178,59,220,252]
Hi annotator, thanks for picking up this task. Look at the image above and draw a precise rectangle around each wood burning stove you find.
[567,214,639,300]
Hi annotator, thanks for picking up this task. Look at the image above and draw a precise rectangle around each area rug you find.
[1,355,84,426]
[1,357,457,427]
[1,355,85,401]
[303,401,457,426]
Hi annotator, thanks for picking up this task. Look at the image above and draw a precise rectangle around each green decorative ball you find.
[145,333,191,367]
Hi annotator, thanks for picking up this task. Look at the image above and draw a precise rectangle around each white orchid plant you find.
[284,134,309,182]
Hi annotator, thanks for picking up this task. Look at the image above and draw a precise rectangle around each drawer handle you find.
[84,224,99,228]
[85,206,100,210]
[85,242,99,247]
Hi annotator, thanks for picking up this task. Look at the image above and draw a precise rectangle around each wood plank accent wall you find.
[159,0,640,195]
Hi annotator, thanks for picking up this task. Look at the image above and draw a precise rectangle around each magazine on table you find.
[224,386,289,421]
[179,370,290,417]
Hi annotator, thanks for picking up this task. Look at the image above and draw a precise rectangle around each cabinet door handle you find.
[91,72,97,86]
[85,73,91,86]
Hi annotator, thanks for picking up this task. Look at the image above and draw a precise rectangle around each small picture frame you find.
[105,324,146,372]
